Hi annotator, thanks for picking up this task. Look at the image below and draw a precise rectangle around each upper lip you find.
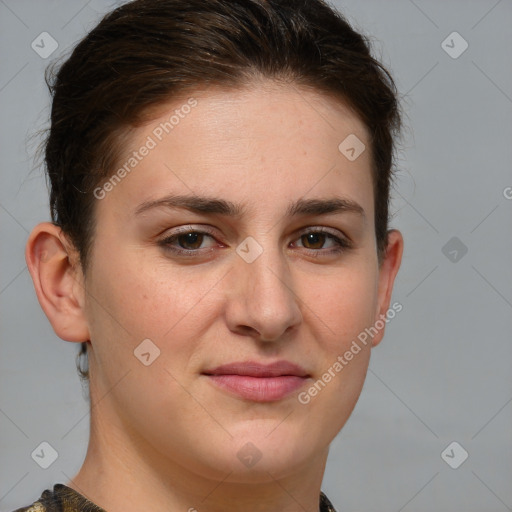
[202,360,309,378]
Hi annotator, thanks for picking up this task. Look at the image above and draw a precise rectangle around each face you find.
[80,81,396,482]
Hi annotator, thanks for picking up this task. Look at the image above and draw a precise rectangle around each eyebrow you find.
[134,194,365,220]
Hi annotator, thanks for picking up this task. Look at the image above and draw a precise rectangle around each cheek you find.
[294,260,378,424]
[301,261,379,350]
[84,248,225,367]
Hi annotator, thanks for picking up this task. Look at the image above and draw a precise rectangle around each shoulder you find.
[13,484,105,512]
[320,491,338,512]
[13,501,48,512]
[11,499,50,512]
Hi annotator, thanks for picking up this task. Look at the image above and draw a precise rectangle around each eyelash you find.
[157,226,353,258]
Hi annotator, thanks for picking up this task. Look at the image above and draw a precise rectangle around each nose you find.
[224,241,303,342]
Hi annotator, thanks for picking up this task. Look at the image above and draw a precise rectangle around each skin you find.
[26,80,403,512]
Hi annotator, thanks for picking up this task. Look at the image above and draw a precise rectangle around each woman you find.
[17,0,403,510]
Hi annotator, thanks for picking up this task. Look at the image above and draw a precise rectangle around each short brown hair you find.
[43,0,402,383]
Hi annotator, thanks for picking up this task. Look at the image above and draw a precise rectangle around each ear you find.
[25,222,90,342]
[370,229,404,347]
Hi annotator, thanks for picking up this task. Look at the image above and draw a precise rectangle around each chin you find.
[200,428,318,482]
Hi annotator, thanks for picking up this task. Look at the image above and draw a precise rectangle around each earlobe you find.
[25,222,90,343]
[371,229,404,347]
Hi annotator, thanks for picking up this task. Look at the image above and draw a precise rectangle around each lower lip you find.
[205,374,308,402]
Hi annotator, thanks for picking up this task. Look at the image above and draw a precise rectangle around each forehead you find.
[95,82,374,223]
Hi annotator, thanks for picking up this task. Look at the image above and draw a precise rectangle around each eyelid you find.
[157,225,221,256]
[296,225,349,239]
[293,225,352,245]
[158,225,348,242]
[156,224,221,244]
[163,224,216,235]
[292,226,353,251]
[157,224,353,256]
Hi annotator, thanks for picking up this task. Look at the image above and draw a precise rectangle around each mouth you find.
[202,360,311,402]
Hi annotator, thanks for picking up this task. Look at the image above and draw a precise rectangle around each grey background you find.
[1,1,511,511]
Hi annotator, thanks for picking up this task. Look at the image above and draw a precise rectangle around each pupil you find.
[179,233,203,249]
[303,233,325,249]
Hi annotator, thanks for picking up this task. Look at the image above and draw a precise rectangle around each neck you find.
[68,397,329,512]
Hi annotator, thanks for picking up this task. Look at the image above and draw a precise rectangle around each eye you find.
[173,232,210,250]
[158,228,219,256]
[292,228,352,255]
[157,226,352,259]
